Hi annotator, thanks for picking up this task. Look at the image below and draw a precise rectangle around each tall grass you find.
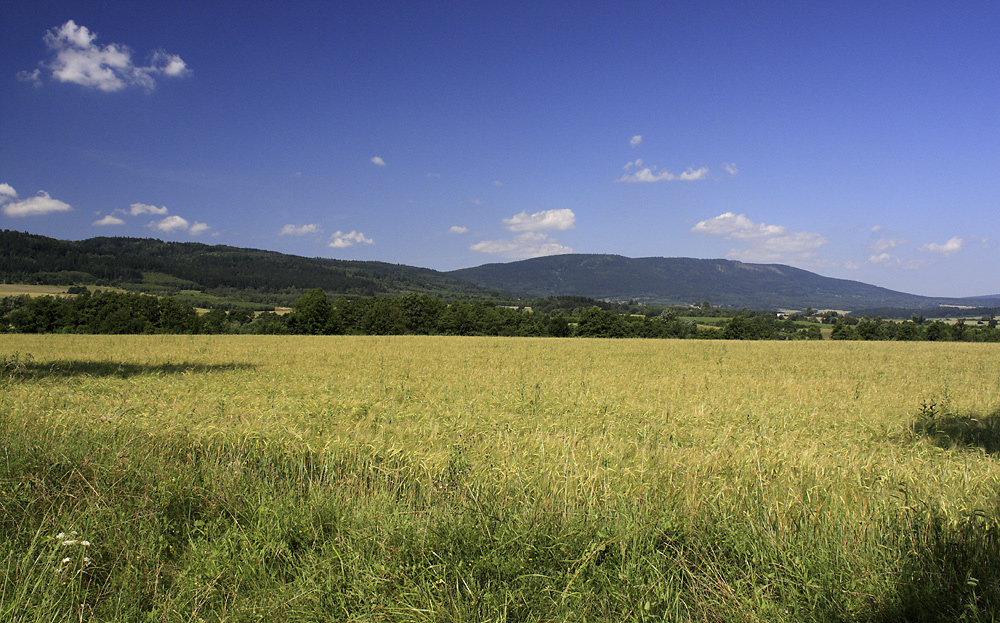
[2,335,1000,620]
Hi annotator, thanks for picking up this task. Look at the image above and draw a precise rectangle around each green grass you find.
[2,336,1000,621]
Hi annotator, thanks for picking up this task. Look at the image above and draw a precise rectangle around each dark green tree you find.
[288,288,335,335]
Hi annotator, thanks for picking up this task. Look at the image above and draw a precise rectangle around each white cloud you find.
[279,224,322,236]
[920,236,964,256]
[870,237,907,251]
[723,162,739,176]
[618,166,709,183]
[449,226,469,234]
[502,208,576,232]
[28,20,190,92]
[690,212,783,239]
[470,232,573,259]
[16,69,42,87]
[92,214,125,226]
[471,199,483,206]
[370,156,386,167]
[630,135,642,147]
[623,158,643,170]
[493,180,503,187]
[189,222,210,236]
[330,230,374,248]
[130,202,168,215]
[868,253,896,265]
[691,212,827,264]
[1,189,72,217]
[152,215,190,232]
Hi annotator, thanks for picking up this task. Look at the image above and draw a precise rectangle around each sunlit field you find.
[3,335,1000,621]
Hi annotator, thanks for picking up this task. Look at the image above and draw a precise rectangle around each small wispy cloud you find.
[0,184,72,217]
[492,180,503,187]
[449,226,469,234]
[723,162,739,176]
[630,135,642,147]
[330,230,374,248]
[279,224,322,236]
[920,236,964,256]
[21,20,190,92]
[370,156,386,167]
[618,163,709,183]
[870,237,907,251]
[502,208,575,232]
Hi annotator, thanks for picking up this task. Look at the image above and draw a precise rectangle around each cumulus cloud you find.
[691,212,827,263]
[279,224,322,236]
[370,156,386,167]
[129,202,168,215]
[449,226,469,234]
[470,232,573,260]
[188,222,210,236]
[502,208,576,232]
[0,185,72,217]
[330,230,374,248]
[630,135,642,147]
[691,212,784,239]
[152,215,190,232]
[470,209,576,259]
[723,162,739,176]
[92,214,125,226]
[24,20,190,92]
[618,164,709,183]
[920,236,964,256]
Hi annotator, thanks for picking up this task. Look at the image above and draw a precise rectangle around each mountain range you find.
[3,230,998,313]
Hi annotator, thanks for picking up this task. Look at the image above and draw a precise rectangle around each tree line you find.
[3,288,1000,341]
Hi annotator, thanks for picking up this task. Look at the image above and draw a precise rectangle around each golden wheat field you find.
[3,334,1000,621]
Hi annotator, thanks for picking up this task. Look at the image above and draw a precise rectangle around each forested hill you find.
[447,254,998,310]
[0,230,506,307]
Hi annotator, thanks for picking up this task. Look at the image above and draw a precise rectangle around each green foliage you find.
[0,230,505,307]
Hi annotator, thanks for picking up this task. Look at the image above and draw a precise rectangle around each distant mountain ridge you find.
[447,254,1000,311]
[3,230,998,312]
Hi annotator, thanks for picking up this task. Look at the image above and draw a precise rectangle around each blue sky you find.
[2,2,999,298]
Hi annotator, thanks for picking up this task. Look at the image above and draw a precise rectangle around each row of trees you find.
[829,316,1000,341]
[3,288,1000,342]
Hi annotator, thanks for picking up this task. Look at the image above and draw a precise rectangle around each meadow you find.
[2,335,999,621]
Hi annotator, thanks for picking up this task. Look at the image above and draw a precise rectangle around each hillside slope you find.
[447,254,988,310]
[0,230,505,306]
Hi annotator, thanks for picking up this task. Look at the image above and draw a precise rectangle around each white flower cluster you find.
[53,531,92,571]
